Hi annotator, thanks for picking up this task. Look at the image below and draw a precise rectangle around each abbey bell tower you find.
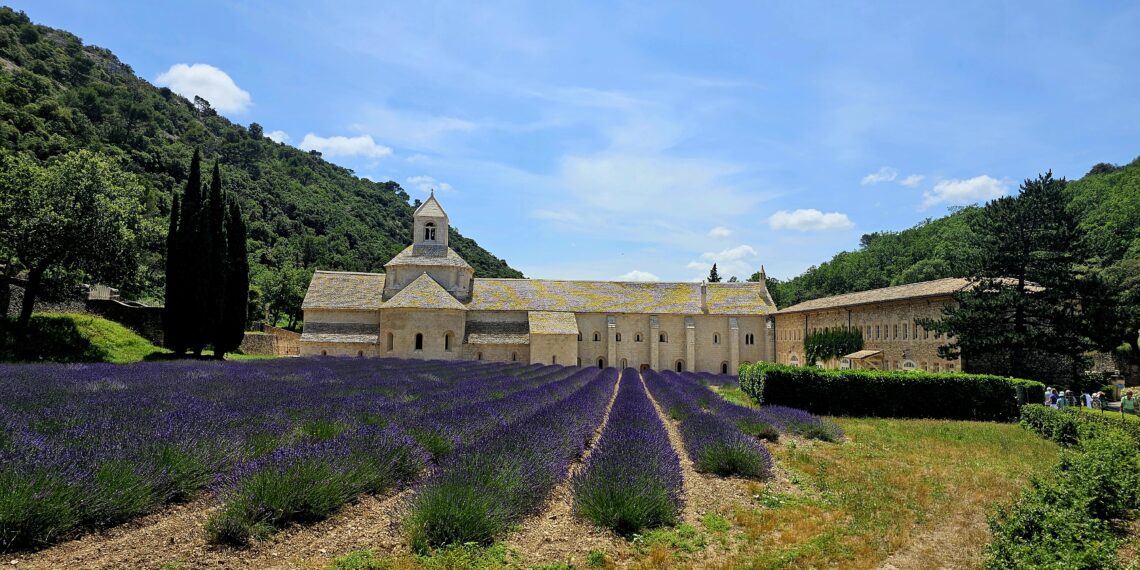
[413,190,449,252]
[382,191,475,301]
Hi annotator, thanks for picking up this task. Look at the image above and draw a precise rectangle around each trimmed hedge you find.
[739,362,1044,421]
[1020,405,1140,448]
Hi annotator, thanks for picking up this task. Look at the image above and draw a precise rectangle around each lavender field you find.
[0,358,838,555]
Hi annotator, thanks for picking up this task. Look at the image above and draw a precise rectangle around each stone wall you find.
[774,296,962,372]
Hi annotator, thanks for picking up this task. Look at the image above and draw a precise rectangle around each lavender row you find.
[644,369,772,479]
[571,369,683,536]
[660,370,844,442]
[406,367,619,550]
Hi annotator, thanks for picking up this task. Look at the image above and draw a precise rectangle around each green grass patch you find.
[328,544,519,570]
[715,385,758,408]
[0,312,165,363]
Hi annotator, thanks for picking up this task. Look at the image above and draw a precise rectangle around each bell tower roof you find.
[413,190,448,219]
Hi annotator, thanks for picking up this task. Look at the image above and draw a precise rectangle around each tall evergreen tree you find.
[206,161,227,353]
[926,172,1093,383]
[215,199,249,355]
[163,193,183,351]
[708,263,722,283]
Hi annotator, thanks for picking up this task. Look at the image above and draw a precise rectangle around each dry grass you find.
[714,418,1060,569]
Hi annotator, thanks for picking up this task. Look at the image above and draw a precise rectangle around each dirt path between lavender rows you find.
[17,487,415,570]
[500,367,629,567]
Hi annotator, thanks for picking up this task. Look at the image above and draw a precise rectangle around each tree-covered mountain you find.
[759,157,1140,314]
[0,7,522,308]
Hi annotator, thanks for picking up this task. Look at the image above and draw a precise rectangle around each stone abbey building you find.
[300,194,778,373]
[301,193,967,374]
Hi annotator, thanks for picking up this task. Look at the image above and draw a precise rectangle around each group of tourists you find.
[1045,387,1137,415]
[1045,387,1107,411]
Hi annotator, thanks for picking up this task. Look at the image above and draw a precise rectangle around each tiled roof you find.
[302,272,775,316]
[777,278,971,314]
[382,273,466,310]
[384,245,472,269]
[468,280,774,315]
[300,322,379,344]
[464,321,530,345]
[413,194,448,218]
[528,311,579,335]
[302,271,386,310]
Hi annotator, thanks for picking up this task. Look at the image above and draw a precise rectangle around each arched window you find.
[620,358,628,368]
[424,222,436,241]
[713,333,720,344]
[659,333,668,343]
[675,360,684,372]
[578,332,582,341]
[511,352,517,361]
[615,333,622,342]
[477,352,483,360]
[386,333,394,351]
[444,332,453,351]
[635,334,642,342]
[746,333,755,345]
[789,354,800,366]
[414,333,423,351]
[358,350,364,357]
[577,357,582,366]
[597,358,605,369]
[321,350,328,356]
[593,332,600,342]
[721,362,729,374]
[552,355,557,364]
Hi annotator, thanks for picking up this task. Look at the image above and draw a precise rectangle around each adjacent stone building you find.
[772,278,967,372]
[300,193,779,373]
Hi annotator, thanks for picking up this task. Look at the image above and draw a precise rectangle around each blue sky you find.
[11,1,1140,282]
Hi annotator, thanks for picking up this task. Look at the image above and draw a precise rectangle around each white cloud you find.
[701,244,758,262]
[356,106,477,152]
[921,175,1008,209]
[861,166,898,185]
[298,134,393,158]
[155,63,251,113]
[532,209,584,223]
[406,175,453,194]
[900,174,925,187]
[266,130,289,143]
[768,209,855,232]
[708,226,732,238]
[617,270,660,282]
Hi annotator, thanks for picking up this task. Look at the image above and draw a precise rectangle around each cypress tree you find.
[708,263,722,283]
[162,193,183,352]
[206,162,227,357]
[184,150,211,355]
[216,199,249,355]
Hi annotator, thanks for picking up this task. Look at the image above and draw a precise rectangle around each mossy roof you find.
[384,245,472,269]
[303,271,776,315]
[382,273,467,310]
[528,311,579,335]
[302,271,386,310]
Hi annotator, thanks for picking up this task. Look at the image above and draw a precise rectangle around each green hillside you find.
[764,158,1140,310]
[0,7,522,306]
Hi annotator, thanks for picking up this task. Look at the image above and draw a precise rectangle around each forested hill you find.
[761,157,1140,308]
[0,8,522,302]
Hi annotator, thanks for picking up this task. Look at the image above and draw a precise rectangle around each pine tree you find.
[708,263,722,283]
[925,172,1092,383]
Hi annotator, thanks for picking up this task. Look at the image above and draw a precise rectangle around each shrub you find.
[740,362,1043,421]
[985,434,1140,569]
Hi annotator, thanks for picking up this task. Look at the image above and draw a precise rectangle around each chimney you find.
[700,282,708,313]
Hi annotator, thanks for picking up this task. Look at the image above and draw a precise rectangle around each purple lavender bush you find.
[572,369,682,536]
[405,368,618,551]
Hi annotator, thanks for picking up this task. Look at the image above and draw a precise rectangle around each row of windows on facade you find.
[784,353,957,372]
[778,323,949,342]
[578,332,756,345]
